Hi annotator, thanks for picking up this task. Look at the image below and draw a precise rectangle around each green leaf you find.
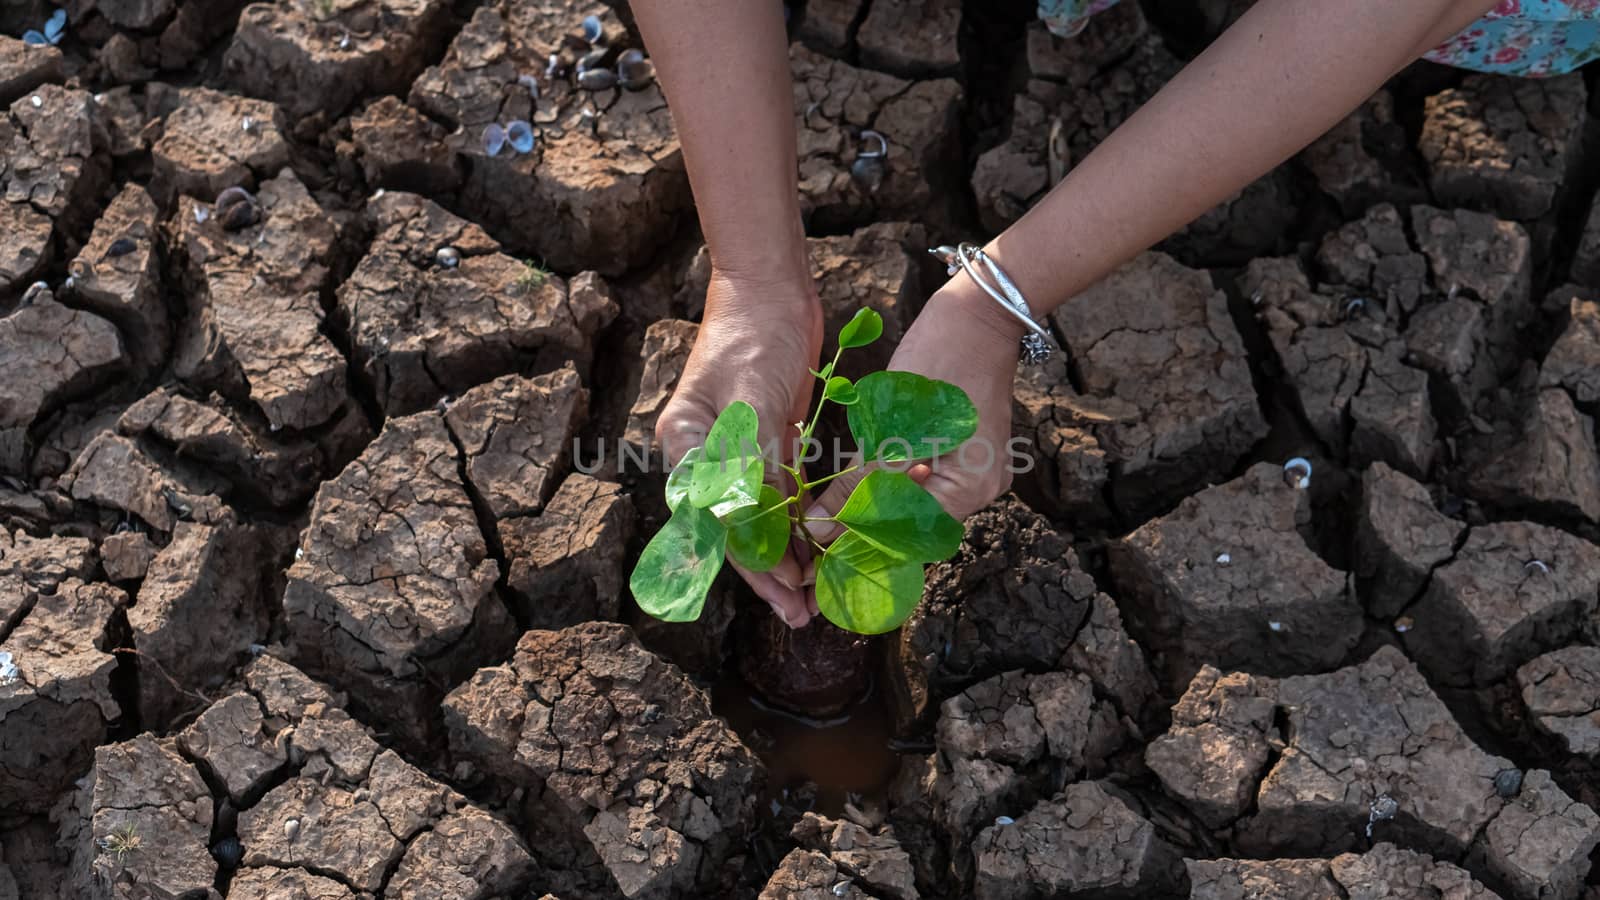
[724,484,790,572]
[838,307,883,349]
[847,371,978,462]
[629,503,727,622]
[824,376,859,406]
[835,470,962,562]
[688,401,763,512]
[809,362,835,380]
[815,531,925,634]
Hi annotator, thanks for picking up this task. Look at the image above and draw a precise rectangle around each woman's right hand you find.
[655,268,824,628]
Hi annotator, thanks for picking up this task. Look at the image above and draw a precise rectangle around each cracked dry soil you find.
[2,0,1600,898]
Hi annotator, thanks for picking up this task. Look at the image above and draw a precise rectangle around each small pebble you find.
[581,14,603,43]
[284,818,301,842]
[209,836,243,867]
[1366,794,1398,838]
[993,815,1014,826]
[1283,457,1312,490]
[1393,616,1414,633]
[194,205,210,224]
[1524,559,1551,575]
[1494,768,1523,798]
[30,95,42,108]
[0,651,17,686]
[241,116,255,133]
[103,237,137,259]
[1215,552,1232,566]
[831,880,851,897]
[436,246,460,268]
[1268,621,1284,632]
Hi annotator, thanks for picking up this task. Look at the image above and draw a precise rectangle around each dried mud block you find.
[444,365,587,521]
[443,622,762,900]
[0,817,70,900]
[1419,72,1588,221]
[622,318,697,457]
[227,869,357,899]
[1410,205,1533,375]
[169,168,348,431]
[857,0,961,77]
[0,37,61,107]
[790,812,919,900]
[1404,521,1600,687]
[1459,386,1600,524]
[1052,251,1265,517]
[1518,646,1600,759]
[99,531,154,582]
[183,656,538,898]
[1062,591,1159,723]
[225,0,454,119]
[149,86,289,205]
[1146,666,1276,829]
[1354,462,1463,618]
[130,517,269,729]
[66,184,167,372]
[284,411,511,751]
[348,94,460,195]
[1466,769,1600,900]
[810,222,924,377]
[62,432,227,532]
[58,735,217,900]
[1226,646,1600,897]
[501,473,635,629]
[338,191,617,415]
[1298,89,1421,216]
[116,386,372,509]
[1023,5,1148,88]
[2,86,109,261]
[0,291,125,467]
[1109,463,1359,681]
[0,579,120,816]
[1542,297,1600,408]
[409,3,688,275]
[887,496,1097,734]
[1011,354,1112,523]
[1575,197,1600,288]
[797,0,863,57]
[0,199,52,300]
[971,781,1178,900]
[1188,844,1502,900]
[760,849,868,900]
[0,528,97,590]
[791,44,962,231]
[1314,203,1431,314]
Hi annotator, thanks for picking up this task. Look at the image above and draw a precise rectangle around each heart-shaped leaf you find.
[724,484,790,572]
[847,371,977,462]
[838,307,883,349]
[835,469,962,562]
[688,400,762,512]
[815,531,924,634]
[824,376,858,406]
[629,502,726,622]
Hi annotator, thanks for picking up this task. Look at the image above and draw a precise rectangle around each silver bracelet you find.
[929,243,1054,365]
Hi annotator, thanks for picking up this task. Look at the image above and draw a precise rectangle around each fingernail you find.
[804,505,840,543]
[766,599,792,627]
[774,571,800,591]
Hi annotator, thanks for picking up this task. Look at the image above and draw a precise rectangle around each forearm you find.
[982,0,1499,325]
[631,0,808,285]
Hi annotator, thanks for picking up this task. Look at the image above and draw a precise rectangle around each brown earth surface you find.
[1,1,1598,898]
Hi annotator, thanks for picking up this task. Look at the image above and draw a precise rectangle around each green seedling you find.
[514,259,549,294]
[100,822,141,862]
[629,308,975,634]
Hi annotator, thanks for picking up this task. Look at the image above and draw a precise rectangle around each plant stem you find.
[801,465,858,493]
[800,345,846,440]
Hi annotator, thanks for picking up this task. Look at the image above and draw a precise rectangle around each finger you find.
[732,559,812,627]
[803,460,868,546]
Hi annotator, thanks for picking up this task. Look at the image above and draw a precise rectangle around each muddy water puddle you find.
[712,674,904,818]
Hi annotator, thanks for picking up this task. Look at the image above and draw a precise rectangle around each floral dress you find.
[1038,0,1600,76]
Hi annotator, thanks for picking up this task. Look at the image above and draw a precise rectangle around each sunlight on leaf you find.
[847,371,977,462]
[815,531,924,634]
[835,470,962,562]
[823,375,858,406]
[837,307,883,349]
[688,400,763,512]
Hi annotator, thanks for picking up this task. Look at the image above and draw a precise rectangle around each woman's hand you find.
[656,268,824,628]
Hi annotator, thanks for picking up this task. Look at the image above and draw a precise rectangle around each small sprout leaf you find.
[687,400,762,511]
[824,376,859,406]
[664,447,699,512]
[837,307,883,349]
[848,371,977,462]
[834,470,962,563]
[725,484,789,572]
[630,502,726,622]
[810,362,835,380]
[815,531,924,634]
